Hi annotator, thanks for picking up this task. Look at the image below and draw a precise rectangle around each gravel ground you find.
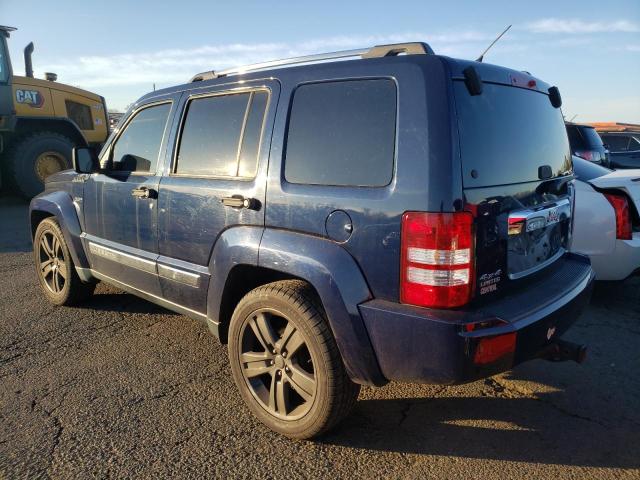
[1,196,639,479]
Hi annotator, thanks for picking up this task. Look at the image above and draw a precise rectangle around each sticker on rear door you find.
[479,269,502,295]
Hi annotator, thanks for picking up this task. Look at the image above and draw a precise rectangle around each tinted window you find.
[572,156,611,182]
[566,125,586,150]
[628,137,640,151]
[285,79,396,187]
[176,91,267,178]
[455,82,571,188]
[238,91,268,178]
[112,103,171,173]
[602,135,630,152]
[65,100,93,130]
[580,126,605,148]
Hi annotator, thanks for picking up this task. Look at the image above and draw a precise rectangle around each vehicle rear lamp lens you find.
[406,266,470,286]
[400,212,474,308]
[407,247,470,265]
[473,333,517,365]
[574,150,594,162]
[603,193,632,240]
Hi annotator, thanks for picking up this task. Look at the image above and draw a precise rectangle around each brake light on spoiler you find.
[400,212,474,308]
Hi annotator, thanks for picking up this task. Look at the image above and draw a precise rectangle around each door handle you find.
[131,187,157,199]
[221,195,258,210]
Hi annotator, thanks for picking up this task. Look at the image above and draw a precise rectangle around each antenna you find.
[569,114,578,122]
[476,25,512,62]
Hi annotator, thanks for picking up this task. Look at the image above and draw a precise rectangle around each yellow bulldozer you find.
[0,25,109,198]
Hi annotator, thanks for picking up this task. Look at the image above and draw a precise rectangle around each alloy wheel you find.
[238,308,317,420]
[38,231,67,294]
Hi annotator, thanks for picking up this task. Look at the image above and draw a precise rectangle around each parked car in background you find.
[29,42,594,439]
[566,122,609,166]
[598,131,640,169]
[571,156,640,280]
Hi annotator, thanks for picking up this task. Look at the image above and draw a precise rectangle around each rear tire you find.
[5,132,74,199]
[33,217,95,306]
[228,280,360,439]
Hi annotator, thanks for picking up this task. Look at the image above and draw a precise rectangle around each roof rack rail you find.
[190,42,434,82]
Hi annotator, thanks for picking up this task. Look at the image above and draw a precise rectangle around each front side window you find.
[175,90,268,178]
[65,100,93,130]
[285,79,397,187]
[111,102,171,173]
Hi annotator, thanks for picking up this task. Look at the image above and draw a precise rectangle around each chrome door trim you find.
[157,263,200,287]
[88,241,157,275]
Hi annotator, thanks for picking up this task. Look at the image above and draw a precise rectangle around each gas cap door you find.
[325,210,353,243]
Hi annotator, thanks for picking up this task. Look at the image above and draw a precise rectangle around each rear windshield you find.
[579,126,605,148]
[454,81,571,188]
[572,156,611,182]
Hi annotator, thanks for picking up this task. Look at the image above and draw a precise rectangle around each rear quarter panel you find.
[570,180,616,256]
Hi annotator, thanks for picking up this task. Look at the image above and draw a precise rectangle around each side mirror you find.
[72,147,98,174]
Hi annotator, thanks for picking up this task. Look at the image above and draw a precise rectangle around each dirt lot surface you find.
[1,196,639,479]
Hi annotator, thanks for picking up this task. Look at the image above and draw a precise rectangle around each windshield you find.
[572,156,611,182]
[454,81,572,188]
[0,36,8,83]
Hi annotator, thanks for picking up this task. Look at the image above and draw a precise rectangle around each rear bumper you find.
[359,253,595,385]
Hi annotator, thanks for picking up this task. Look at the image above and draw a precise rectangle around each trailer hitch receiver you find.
[542,339,587,364]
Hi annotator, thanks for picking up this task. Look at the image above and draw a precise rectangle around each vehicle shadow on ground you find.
[78,289,178,316]
[323,391,639,468]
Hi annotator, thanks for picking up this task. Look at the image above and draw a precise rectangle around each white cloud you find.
[526,18,640,34]
[37,31,494,94]
[626,44,640,52]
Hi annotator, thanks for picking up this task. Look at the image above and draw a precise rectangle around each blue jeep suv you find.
[30,42,594,439]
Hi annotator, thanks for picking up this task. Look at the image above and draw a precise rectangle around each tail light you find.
[574,150,601,162]
[400,212,474,308]
[603,192,632,240]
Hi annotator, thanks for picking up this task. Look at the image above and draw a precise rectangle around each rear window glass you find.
[566,125,585,150]
[176,91,267,178]
[580,126,604,148]
[572,156,611,182]
[285,79,396,187]
[454,82,571,188]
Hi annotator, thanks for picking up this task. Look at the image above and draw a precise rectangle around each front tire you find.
[33,218,95,305]
[228,280,360,439]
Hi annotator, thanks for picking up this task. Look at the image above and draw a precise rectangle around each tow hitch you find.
[541,339,588,364]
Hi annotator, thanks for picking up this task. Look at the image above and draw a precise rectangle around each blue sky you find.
[2,0,639,122]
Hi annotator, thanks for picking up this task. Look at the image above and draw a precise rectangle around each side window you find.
[65,100,93,130]
[111,102,171,173]
[628,137,640,151]
[602,135,630,152]
[175,90,268,178]
[285,79,396,187]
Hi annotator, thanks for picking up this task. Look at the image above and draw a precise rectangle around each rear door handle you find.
[221,195,258,210]
[131,187,157,199]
